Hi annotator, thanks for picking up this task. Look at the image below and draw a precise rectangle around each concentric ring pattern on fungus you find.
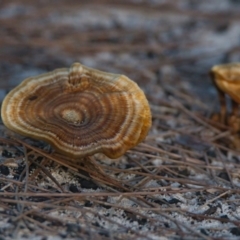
[1,63,152,159]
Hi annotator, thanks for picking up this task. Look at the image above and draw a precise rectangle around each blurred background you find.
[2,1,240,239]
[1,0,240,107]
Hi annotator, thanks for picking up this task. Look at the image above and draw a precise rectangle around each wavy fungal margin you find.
[1,63,152,159]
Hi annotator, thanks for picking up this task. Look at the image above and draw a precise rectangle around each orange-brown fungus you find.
[1,63,151,159]
[210,63,240,128]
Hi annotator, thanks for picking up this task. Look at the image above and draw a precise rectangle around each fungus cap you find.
[1,63,151,159]
[210,62,240,103]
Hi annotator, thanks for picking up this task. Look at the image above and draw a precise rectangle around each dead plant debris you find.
[1,0,240,239]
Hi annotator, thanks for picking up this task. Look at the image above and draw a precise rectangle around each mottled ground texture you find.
[1,0,240,239]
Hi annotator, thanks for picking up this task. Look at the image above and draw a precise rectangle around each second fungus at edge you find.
[210,62,240,126]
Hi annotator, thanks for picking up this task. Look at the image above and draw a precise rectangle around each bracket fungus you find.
[210,63,240,131]
[1,63,151,159]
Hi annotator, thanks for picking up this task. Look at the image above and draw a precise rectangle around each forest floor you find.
[1,0,240,239]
